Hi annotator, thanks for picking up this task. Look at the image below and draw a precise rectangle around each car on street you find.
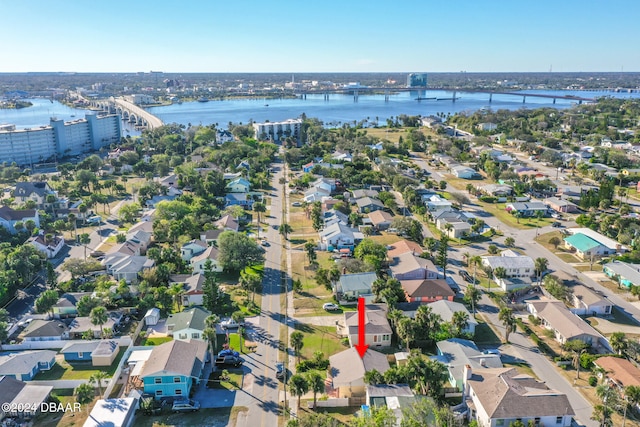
[292,202,301,207]
[275,362,285,379]
[221,318,245,329]
[90,250,105,258]
[551,221,563,228]
[323,303,340,311]
[86,215,102,225]
[261,239,270,247]
[172,399,200,413]
[459,270,477,284]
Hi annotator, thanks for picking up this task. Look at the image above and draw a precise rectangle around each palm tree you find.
[451,310,470,336]
[79,233,91,260]
[364,369,385,385]
[90,306,108,338]
[610,331,628,356]
[253,202,266,237]
[464,285,481,317]
[397,317,417,352]
[290,331,304,364]
[469,255,482,286]
[462,252,471,267]
[169,283,185,312]
[306,371,325,408]
[504,237,515,247]
[513,210,522,224]
[498,307,516,343]
[90,371,109,397]
[534,257,549,286]
[289,374,309,412]
[279,223,293,240]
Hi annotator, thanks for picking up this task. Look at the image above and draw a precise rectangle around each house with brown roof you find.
[328,348,390,398]
[389,252,439,281]
[593,356,640,391]
[0,206,40,234]
[526,297,611,351]
[367,210,393,231]
[215,215,239,232]
[140,340,208,399]
[464,366,575,427]
[569,285,612,316]
[386,239,423,261]
[400,279,455,303]
[170,273,206,307]
[340,304,392,348]
[28,233,65,259]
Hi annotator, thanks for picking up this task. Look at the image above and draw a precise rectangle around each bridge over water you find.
[91,97,163,130]
[296,87,596,104]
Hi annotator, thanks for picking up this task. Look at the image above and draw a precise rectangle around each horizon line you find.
[1,70,640,75]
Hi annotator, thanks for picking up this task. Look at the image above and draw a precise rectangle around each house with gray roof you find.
[526,297,611,351]
[465,366,574,427]
[0,376,52,421]
[52,292,93,319]
[505,201,549,217]
[13,182,55,208]
[319,221,360,251]
[428,300,477,335]
[342,304,391,348]
[140,339,208,399]
[352,189,379,200]
[170,273,206,307]
[329,348,390,398]
[66,311,122,339]
[435,338,502,391]
[336,272,377,301]
[18,320,67,342]
[481,249,535,291]
[102,254,155,283]
[166,306,210,342]
[604,260,640,288]
[356,197,385,213]
[0,350,56,381]
[569,284,612,316]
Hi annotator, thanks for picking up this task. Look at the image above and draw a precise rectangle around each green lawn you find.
[34,348,126,381]
[556,252,580,263]
[208,369,244,391]
[140,336,173,346]
[474,318,501,345]
[133,407,247,427]
[295,323,347,360]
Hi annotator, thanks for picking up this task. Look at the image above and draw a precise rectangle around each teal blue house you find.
[603,260,640,288]
[140,340,208,399]
[0,350,56,381]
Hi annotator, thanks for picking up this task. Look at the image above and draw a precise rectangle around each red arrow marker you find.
[354,297,369,358]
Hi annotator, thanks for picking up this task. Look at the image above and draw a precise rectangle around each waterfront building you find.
[252,119,301,144]
[406,73,428,87]
[0,114,121,166]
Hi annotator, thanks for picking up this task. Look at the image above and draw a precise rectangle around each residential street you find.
[243,159,286,426]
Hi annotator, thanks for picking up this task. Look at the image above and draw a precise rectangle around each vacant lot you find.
[133,406,247,427]
[294,322,347,360]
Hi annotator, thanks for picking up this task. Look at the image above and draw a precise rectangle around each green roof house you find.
[564,233,607,260]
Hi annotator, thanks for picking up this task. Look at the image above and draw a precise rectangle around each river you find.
[2,90,640,133]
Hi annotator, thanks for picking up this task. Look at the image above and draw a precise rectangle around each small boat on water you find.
[197,98,209,103]
[264,104,269,107]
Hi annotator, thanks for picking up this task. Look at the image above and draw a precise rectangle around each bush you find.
[296,358,329,373]
[588,376,598,387]
[528,314,541,326]
[479,196,497,203]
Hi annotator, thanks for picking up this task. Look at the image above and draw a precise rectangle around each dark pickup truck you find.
[215,355,243,367]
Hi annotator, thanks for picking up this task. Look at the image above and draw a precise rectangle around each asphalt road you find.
[243,158,286,426]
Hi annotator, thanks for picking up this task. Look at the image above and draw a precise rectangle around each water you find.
[3,90,640,133]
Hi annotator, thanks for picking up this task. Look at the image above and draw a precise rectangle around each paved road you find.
[243,158,286,426]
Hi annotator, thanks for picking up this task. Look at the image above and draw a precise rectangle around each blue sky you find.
[1,0,638,73]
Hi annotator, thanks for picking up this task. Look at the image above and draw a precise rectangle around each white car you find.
[292,202,302,207]
[323,303,340,311]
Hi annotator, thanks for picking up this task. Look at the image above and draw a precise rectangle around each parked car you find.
[86,215,102,224]
[292,202,301,207]
[221,318,245,329]
[90,250,105,258]
[172,399,201,413]
[323,303,340,311]
[275,362,285,380]
[261,238,270,247]
[215,355,244,367]
[459,270,476,284]
[551,221,563,228]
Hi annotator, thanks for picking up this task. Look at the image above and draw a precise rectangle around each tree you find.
[610,331,628,355]
[397,317,417,351]
[534,257,549,285]
[487,244,499,255]
[290,331,305,364]
[79,233,91,260]
[170,283,185,312]
[304,241,317,265]
[218,231,265,271]
[90,306,108,338]
[469,255,482,285]
[253,202,266,237]
[76,295,100,317]
[498,307,516,343]
[118,202,141,223]
[352,404,397,427]
[75,383,95,407]
[549,236,561,249]
[504,237,515,248]
[239,270,262,303]
[279,223,293,240]
[464,285,481,317]
[592,384,618,427]
[451,310,470,336]
[289,374,309,411]
[436,234,449,278]
[306,371,325,408]
[204,314,220,354]
[364,369,385,385]
[36,289,59,317]
[493,266,507,280]
[90,371,109,397]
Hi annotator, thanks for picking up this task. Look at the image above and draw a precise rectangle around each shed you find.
[91,340,120,366]
[144,308,160,326]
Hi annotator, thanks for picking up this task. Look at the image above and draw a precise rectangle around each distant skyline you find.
[2,0,639,73]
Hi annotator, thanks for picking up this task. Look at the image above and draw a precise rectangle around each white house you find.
[28,233,65,259]
[102,255,155,283]
[451,165,477,179]
[190,246,223,273]
[425,194,453,215]
[0,206,40,234]
[428,300,477,335]
[319,222,359,251]
[569,284,613,316]
[181,239,208,261]
[563,228,627,260]
[481,250,535,286]
[341,304,392,348]
[166,306,210,342]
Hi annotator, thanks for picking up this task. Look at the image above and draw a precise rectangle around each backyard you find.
[133,406,247,427]
[33,349,126,381]
[294,322,347,361]
[35,389,96,427]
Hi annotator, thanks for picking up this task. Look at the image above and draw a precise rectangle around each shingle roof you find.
[428,300,477,326]
[329,348,390,388]
[527,299,604,341]
[436,338,502,383]
[91,340,119,357]
[481,252,534,271]
[389,252,436,275]
[594,356,640,388]
[356,197,384,208]
[0,206,37,221]
[166,306,211,332]
[571,285,608,307]
[367,210,393,225]
[20,320,67,339]
[190,246,219,264]
[139,340,208,378]
[604,261,640,285]
[0,351,56,377]
[467,367,575,418]
[61,341,101,354]
[400,279,455,299]
[387,240,423,260]
[345,305,391,336]
[338,272,377,293]
[14,182,50,197]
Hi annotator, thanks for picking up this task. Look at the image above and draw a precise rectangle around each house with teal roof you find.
[563,233,603,259]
